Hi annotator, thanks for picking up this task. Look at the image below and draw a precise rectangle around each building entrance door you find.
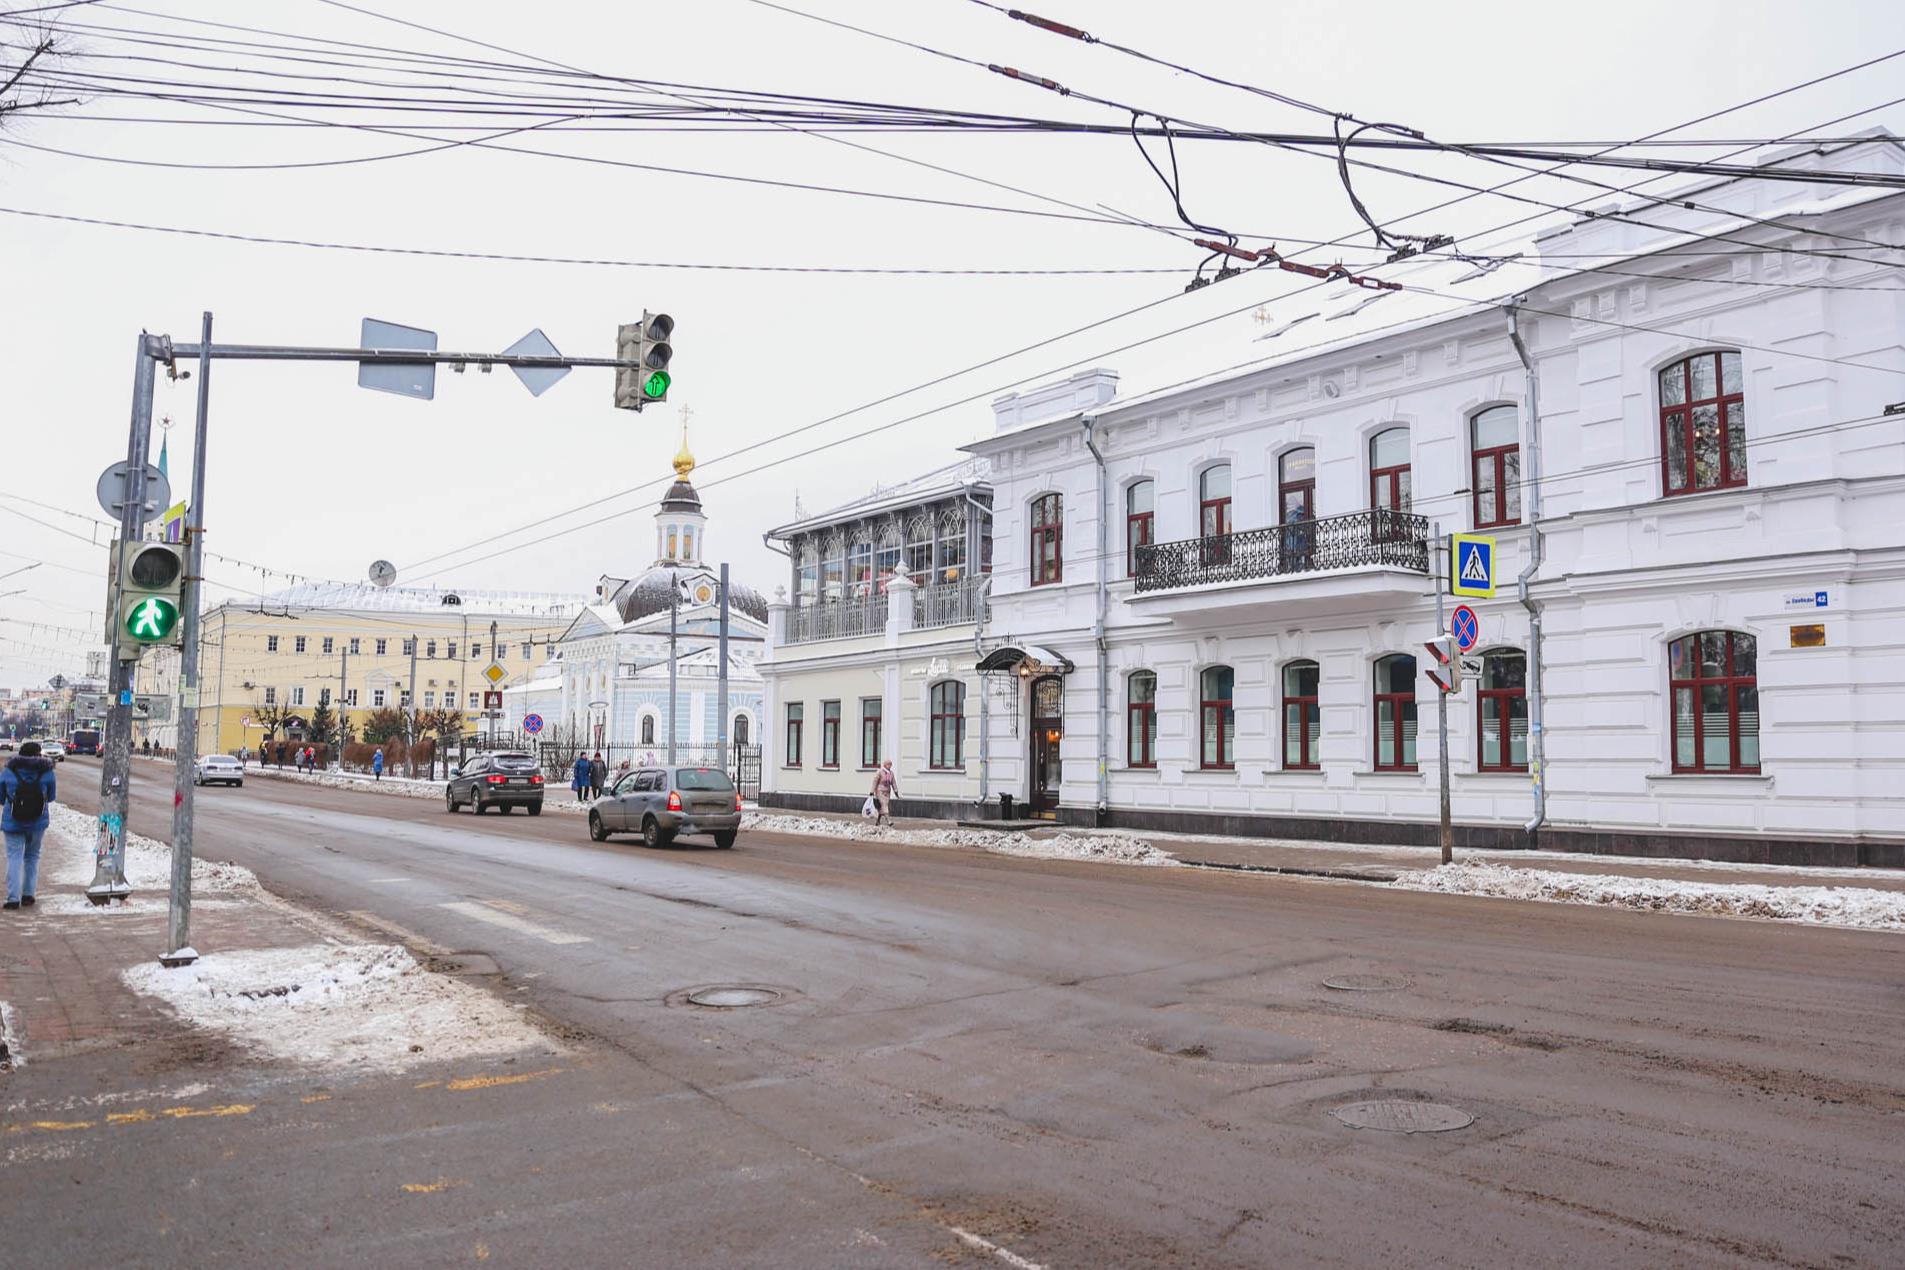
[1029,675,1064,819]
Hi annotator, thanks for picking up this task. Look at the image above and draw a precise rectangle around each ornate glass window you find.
[847,539,874,598]
[1477,649,1528,771]
[1471,405,1521,529]
[1125,480,1154,577]
[875,523,903,584]
[1282,660,1320,770]
[1199,666,1234,770]
[1127,670,1157,768]
[929,681,965,768]
[1660,351,1746,496]
[1373,654,1418,771]
[1670,631,1759,772]
[936,507,967,584]
[905,512,936,585]
[1030,494,1063,586]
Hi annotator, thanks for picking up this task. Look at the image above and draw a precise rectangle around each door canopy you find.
[975,644,1075,678]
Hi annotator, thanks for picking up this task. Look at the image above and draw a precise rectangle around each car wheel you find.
[642,816,671,849]
[714,831,737,850]
[527,802,543,817]
[446,787,459,813]
[588,811,609,842]
[473,795,487,815]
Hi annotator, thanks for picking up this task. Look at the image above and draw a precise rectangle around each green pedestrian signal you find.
[125,596,180,641]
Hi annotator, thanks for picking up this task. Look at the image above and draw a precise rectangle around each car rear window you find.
[675,768,734,792]
[492,755,537,772]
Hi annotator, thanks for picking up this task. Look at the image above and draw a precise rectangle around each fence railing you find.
[1132,508,1430,594]
[785,594,886,644]
[913,576,987,630]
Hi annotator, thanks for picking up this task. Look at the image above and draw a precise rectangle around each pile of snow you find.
[123,943,554,1069]
[250,764,596,815]
[1393,862,1905,932]
[740,812,1177,867]
[46,803,259,899]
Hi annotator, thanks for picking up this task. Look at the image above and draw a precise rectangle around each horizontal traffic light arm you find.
[164,341,646,371]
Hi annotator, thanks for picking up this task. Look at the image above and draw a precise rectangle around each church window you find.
[682,527,694,561]
[666,527,678,560]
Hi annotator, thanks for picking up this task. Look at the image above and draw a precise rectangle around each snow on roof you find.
[261,581,587,618]
[767,456,991,538]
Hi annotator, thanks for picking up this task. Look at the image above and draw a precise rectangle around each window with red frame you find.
[929,681,965,768]
[784,702,803,767]
[860,698,881,768]
[1477,648,1527,771]
[820,700,841,768]
[1199,665,1234,770]
[1278,447,1315,524]
[1200,465,1233,566]
[1470,405,1521,529]
[1670,631,1759,773]
[1127,670,1157,768]
[1030,493,1063,586]
[1125,480,1154,577]
[1281,660,1320,770]
[1373,654,1417,771]
[1660,351,1746,497]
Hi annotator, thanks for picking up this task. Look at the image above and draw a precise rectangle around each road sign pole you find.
[165,311,213,963]
[1434,527,1453,867]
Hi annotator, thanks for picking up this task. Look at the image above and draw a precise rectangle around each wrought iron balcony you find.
[785,594,885,644]
[1132,509,1429,594]
[913,575,988,630]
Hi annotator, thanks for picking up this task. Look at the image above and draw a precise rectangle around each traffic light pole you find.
[163,312,214,963]
[88,335,159,904]
[1434,528,1453,867]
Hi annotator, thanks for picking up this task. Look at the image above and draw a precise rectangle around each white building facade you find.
[957,138,1905,867]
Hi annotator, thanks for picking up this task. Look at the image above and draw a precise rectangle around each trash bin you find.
[998,792,1015,820]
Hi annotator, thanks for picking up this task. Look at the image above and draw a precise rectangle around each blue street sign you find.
[1450,605,1480,652]
[119,689,133,706]
[1450,533,1496,598]
[521,713,544,735]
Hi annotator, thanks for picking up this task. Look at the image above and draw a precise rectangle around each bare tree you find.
[1,6,85,129]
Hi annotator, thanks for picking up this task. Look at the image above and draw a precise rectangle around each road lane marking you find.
[444,1067,564,1092]
[482,899,530,915]
[438,901,590,945]
[367,877,411,884]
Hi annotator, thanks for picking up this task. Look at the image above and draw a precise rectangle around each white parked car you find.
[194,753,244,787]
[40,740,65,762]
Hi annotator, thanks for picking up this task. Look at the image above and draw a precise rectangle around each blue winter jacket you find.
[1,754,55,833]
[573,755,591,789]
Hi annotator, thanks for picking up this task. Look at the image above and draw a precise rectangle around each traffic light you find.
[614,311,673,410]
[114,540,185,658]
[1423,635,1461,694]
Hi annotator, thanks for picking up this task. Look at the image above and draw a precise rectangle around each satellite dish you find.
[368,560,397,588]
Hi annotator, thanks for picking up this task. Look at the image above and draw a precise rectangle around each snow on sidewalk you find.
[1392,861,1905,932]
[40,803,260,914]
[740,812,1177,867]
[123,944,555,1069]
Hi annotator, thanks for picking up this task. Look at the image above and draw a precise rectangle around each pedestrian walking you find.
[305,746,316,772]
[572,752,592,801]
[3,740,56,911]
[372,747,385,781]
[870,759,898,827]
[588,751,606,799]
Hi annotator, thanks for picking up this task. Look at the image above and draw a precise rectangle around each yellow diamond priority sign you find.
[483,662,508,686]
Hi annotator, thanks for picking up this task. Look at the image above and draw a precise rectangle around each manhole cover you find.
[686,986,782,1009]
[1331,1100,1474,1133]
[1323,974,1407,992]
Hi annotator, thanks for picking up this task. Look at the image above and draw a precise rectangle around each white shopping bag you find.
[861,796,877,818]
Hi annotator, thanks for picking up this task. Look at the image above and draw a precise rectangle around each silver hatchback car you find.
[588,765,742,849]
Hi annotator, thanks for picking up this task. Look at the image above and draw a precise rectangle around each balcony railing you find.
[914,575,987,630]
[785,594,885,644]
[1132,509,1429,594]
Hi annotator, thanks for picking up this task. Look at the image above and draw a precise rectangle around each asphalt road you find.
[11,758,1905,1268]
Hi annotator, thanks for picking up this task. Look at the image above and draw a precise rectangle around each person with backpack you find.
[3,740,56,910]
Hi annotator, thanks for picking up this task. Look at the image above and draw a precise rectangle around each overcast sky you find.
[1,0,1900,689]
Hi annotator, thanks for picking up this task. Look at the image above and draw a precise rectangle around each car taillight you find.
[666,790,682,812]
[530,773,544,784]
[487,774,506,784]
[734,791,743,812]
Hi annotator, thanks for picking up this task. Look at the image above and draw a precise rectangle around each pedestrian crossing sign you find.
[1450,533,1496,598]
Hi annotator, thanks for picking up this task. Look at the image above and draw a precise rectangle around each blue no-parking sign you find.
[1450,605,1480,652]
[521,713,544,735]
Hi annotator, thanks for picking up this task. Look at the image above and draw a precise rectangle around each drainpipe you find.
[1082,416,1110,825]
[963,487,994,813]
[1507,302,1547,842]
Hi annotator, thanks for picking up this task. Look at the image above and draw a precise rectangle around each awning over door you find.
[975,644,1075,675]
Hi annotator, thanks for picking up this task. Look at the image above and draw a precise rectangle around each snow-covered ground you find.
[123,943,556,1069]
[739,812,1177,867]
[1392,862,1905,932]
[40,803,259,914]
[246,763,596,815]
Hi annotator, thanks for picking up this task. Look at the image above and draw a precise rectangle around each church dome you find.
[609,566,768,625]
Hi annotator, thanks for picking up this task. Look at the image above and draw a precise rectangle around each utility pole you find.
[163,313,214,960]
[667,578,679,766]
[336,636,348,771]
[88,335,159,905]
[489,618,499,751]
[406,632,419,778]
[717,563,730,771]
[1433,527,1453,866]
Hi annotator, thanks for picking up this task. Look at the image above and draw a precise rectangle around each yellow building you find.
[143,583,586,755]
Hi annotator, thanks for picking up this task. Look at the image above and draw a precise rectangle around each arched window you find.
[733,715,751,747]
[640,716,656,746]
[929,681,966,768]
[1373,654,1417,771]
[682,527,695,562]
[666,526,678,560]
[1125,480,1154,577]
[1661,351,1745,497]
[1471,406,1520,529]
[1477,649,1527,771]
[1200,464,1232,538]
[1199,666,1234,770]
[847,540,873,597]
[1670,631,1759,772]
[1278,447,1316,524]
[1369,427,1411,512]
[1127,670,1157,768]
[936,507,967,583]
[1030,494,1063,586]
[1282,660,1320,770]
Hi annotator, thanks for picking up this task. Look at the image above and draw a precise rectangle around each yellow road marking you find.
[413,1080,442,1089]
[106,1109,156,1125]
[401,1177,468,1194]
[5,1118,95,1134]
[161,1103,253,1119]
[482,898,530,915]
[444,1067,564,1092]
[301,1094,332,1104]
